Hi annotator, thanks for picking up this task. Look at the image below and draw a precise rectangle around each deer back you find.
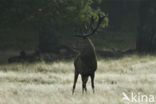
[74,38,97,74]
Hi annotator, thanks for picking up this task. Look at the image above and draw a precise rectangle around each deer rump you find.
[74,46,97,75]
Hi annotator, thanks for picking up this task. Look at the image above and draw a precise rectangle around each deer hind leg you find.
[81,75,89,94]
[72,71,79,95]
[90,73,95,93]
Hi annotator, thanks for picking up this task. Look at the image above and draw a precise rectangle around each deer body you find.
[74,38,97,75]
[72,13,105,94]
[73,38,97,94]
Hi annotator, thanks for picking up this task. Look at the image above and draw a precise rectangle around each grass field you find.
[0,54,156,104]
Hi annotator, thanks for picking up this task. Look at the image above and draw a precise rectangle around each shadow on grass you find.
[1,49,156,66]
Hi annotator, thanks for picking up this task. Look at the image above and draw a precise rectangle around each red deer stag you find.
[72,13,105,94]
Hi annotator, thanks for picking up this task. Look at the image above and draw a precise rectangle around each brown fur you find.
[72,38,97,94]
[72,13,105,94]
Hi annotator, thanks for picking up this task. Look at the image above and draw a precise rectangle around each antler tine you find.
[83,13,105,37]
[83,16,95,34]
[85,25,88,30]
[87,16,95,32]
[74,16,95,38]
[84,24,88,33]
[74,13,105,38]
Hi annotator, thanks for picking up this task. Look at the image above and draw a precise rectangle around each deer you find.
[72,13,105,94]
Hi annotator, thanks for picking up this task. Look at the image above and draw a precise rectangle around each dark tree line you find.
[99,0,156,52]
[136,0,156,52]
[0,0,156,53]
[0,0,107,52]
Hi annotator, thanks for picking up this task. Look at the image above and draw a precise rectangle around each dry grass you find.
[0,54,156,104]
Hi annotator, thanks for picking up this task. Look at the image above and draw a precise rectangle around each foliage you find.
[0,0,107,33]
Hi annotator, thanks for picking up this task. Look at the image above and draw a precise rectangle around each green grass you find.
[0,54,156,104]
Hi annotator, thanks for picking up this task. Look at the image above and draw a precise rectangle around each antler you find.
[75,13,105,38]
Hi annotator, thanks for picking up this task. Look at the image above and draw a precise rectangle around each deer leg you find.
[72,71,79,94]
[81,75,88,94]
[91,73,95,93]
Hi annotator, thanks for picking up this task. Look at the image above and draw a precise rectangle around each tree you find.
[136,0,156,52]
[35,0,105,52]
[0,0,106,52]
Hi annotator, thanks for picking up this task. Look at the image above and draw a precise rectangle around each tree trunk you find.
[136,0,156,52]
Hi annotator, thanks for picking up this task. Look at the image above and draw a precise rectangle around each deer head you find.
[75,13,105,38]
[73,13,105,52]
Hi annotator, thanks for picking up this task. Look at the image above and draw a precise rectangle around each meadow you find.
[0,53,156,104]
